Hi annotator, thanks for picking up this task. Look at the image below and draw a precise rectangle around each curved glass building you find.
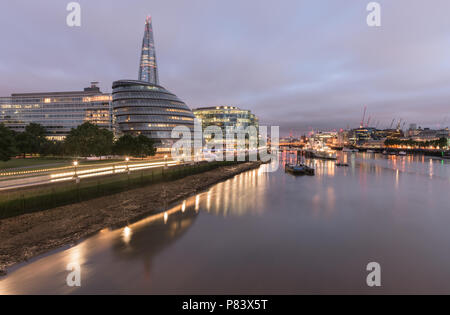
[112,80,195,152]
[112,16,195,152]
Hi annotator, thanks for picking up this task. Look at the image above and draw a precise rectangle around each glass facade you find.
[112,80,195,152]
[0,83,112,140]
[138,16,159,84]
[193,106,259,147]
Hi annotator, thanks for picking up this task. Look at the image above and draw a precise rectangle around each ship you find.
[285,164,315,176]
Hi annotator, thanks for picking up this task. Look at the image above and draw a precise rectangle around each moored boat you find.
[285,164,315,175]
[313,149,337,160]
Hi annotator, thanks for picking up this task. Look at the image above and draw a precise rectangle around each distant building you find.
[412,128,449,141]
[312,131,337,146]
[193,106,259,147]
[407,124,421,137]
[0,82,112,140]
[409,123,417,130]
[375,129,404,140]
[348,127,378,145]
[337,129,350,146]
[112,16,195,152]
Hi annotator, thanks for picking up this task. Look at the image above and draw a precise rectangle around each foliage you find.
[385,137,448,149]
[64,122,114,157]
[15,123,49,157]
[0,122,157,161]
[0,123,17,161]
[113,134,156,157]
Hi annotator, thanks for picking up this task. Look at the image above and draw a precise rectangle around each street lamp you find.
[125,157,130,174]
[73,161,79,183]
[164,155,168,169]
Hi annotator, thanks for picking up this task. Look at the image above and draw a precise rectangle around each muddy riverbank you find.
[0,162,261,275]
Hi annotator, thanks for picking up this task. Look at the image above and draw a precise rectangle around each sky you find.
[1,0,449,135]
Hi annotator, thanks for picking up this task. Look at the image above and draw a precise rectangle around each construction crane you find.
[396,119,403,130]
[389,118,395,129]
[360,106,367,128]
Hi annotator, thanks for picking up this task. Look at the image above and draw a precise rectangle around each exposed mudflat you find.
[0,162,261,275]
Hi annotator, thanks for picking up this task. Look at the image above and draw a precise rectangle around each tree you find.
[135,134,156,157]
[14,123,50,157]
[0,123,16,161]
[40,140,65,156]
[113,134,137,156]
[26,123,49,154]
[15,131,35,157]
[64,122,114,157]
[113,134,156,158]
[438,137,448,149]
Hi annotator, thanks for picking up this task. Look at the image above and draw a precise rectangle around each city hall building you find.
[112,16,195,152]
[112,80,195,150]
[0,82,112,140]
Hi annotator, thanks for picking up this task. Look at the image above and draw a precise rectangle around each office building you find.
[193,106,259,147]
[0,82,111,140]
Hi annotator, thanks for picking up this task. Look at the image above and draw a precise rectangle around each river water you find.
[1,152,449,294]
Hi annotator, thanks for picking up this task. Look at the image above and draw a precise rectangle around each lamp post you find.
[73,161,79,183]
[125,157,130,174]
[164,155,168,169]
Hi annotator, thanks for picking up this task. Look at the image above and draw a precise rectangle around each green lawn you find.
[0,158,70,171]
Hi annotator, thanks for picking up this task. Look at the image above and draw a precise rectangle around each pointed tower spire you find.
[139,16,159,84]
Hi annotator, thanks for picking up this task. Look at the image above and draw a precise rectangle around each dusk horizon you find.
[1,0,449,135]
[1,0,450,300]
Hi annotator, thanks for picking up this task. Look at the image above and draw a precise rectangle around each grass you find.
[0,158,70,171]
[0,160,240,219]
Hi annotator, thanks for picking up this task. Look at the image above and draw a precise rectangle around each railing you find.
[0,160,240,219]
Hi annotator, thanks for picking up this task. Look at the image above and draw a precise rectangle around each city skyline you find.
[0,0,449,135]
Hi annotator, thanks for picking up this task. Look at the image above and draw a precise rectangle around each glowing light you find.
[122,226,132,244]
[195,195,200,212]
[164,211,168,224]
[82,95,112,102]
[181,200,186,213]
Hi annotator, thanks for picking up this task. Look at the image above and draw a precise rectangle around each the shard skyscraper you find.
[138,16,159,85]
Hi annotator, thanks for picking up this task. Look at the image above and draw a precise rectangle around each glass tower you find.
[138,16,159,85]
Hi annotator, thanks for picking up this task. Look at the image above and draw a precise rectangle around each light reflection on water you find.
[0,153,449,294]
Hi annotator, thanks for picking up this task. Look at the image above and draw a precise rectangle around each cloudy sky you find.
[1,0,449,135]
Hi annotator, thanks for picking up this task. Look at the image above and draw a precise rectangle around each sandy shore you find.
[0,162,261,276]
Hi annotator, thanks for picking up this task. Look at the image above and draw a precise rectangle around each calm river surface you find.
[1,152,449,294]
